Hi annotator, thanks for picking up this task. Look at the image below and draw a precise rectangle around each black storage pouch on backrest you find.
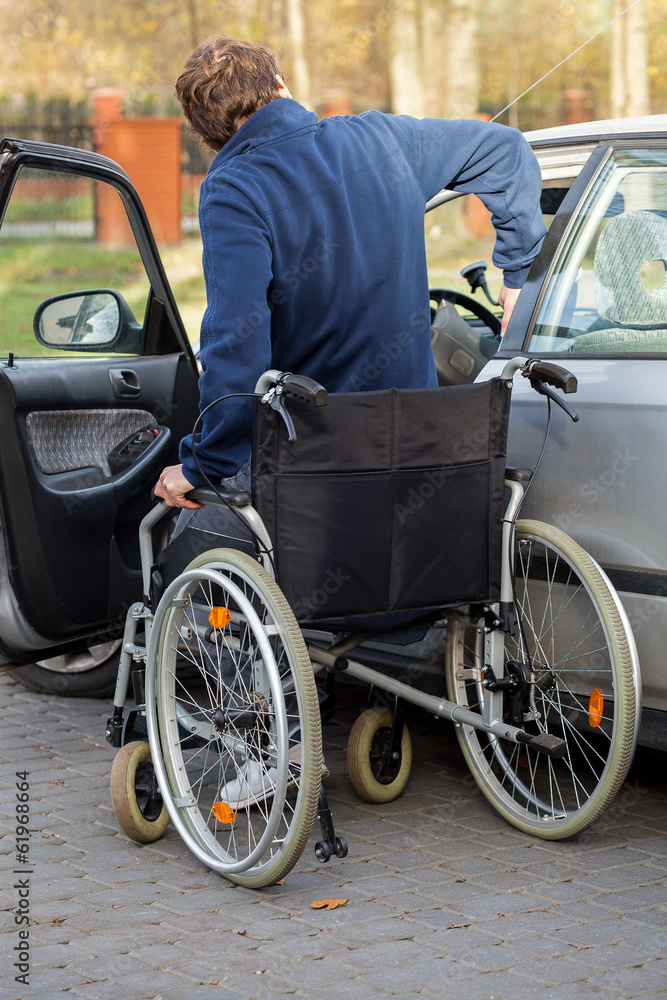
[252,378,510,626]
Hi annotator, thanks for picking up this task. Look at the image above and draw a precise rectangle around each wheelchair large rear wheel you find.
[445,520,640,839]
[146,548,321,887]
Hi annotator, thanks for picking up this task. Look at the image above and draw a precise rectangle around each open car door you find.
[0,137,200,694]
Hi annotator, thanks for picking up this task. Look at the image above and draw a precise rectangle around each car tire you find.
[7,640,121,698]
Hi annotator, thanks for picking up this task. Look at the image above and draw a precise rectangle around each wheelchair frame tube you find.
[137,498,276,586]
[308,647,529,746]
[139,500,171,598]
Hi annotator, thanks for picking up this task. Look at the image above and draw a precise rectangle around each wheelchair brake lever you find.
[533,380,579,422]
[264,386,297,442]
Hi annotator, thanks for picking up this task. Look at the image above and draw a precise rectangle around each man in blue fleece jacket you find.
[155,35,545,510]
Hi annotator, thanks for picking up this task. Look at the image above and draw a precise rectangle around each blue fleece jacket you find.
[180,99,545,485]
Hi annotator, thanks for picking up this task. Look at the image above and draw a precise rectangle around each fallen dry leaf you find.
[311,898,349,911]
[446,923,471,930]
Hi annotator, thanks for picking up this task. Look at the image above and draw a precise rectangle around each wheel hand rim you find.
[146,567,289,874]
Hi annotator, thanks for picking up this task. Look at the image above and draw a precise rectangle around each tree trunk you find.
[506,21,519,130]
[625,0,649,117]
[445,0,479,118]
[388,0,426,117]
[610,0,627,119]
[610,0,649,119]
[285,0,312,110]
[421,0,447,119]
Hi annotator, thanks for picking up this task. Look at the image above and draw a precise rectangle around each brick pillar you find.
[321,89,353,118]
[563,89,592,125]
[91,90,181,246]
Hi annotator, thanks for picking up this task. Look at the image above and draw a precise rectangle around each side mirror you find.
[34,289,143,353]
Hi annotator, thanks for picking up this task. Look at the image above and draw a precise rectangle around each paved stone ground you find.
[1,671,666,1000]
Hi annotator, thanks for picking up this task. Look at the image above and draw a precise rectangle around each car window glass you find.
[0,166,151,357]
[527,147,667,355]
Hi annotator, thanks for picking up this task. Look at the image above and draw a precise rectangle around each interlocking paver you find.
[2,672,666,999]
[67,969,197,999]
[144,987,240,1000]
[549,917,645,947]
[425,968,549,999]
[586,963,667,995]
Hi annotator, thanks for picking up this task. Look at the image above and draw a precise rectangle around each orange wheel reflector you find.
[208,606,231,628]
[212,801,236,824]
[589,688,604,727]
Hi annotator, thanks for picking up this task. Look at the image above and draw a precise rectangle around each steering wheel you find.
[429,288,502,337]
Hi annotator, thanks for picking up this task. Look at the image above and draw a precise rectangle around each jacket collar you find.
[210,99,317,167]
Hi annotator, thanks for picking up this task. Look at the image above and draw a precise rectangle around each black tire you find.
[8,641,121,698]
[445,519,640,838]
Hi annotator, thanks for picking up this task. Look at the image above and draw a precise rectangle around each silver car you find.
[428,115,667,751]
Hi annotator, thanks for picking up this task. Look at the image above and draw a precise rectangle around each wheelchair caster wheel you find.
[347,707,412,804]
[334,836,348,859]
[315,840,332,863]
[111,741,169,844]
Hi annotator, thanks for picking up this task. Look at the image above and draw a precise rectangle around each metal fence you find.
[0,101,212,178]
[0,100,93,149]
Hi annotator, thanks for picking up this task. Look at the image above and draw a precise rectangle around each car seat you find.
[570,209,667,352]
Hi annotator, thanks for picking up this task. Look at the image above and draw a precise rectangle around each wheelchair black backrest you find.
[252,377,510,627]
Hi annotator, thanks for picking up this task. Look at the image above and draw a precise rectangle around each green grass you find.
[6,193,94,223]
[0,240,150,356]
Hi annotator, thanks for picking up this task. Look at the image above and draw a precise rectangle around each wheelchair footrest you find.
[517,731,567,758]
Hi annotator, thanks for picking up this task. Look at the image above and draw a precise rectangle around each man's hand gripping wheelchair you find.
[106,361,640,889]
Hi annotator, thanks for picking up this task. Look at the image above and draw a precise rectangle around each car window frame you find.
[500,137,667,360]
[0,137,198,372]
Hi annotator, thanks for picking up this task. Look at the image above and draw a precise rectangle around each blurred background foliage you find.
[0,0,663,130]
[0,0,664,353]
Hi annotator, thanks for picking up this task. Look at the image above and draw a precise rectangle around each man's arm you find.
[498,284,521,337]
[390,116,545,292]
[178,180,274,487]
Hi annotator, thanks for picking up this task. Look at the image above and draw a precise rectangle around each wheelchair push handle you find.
[279,373,328,406]
[522,360,579,423]
[254,370,328,406]
[522,359,578,395]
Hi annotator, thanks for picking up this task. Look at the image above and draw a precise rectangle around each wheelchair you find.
[106,359,641,888]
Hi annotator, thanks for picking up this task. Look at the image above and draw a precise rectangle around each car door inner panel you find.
[0,354,197,648]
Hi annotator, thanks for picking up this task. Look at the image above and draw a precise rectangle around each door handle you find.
[109,368,141,399]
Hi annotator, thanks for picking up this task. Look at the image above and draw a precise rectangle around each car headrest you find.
[594,210,667,327]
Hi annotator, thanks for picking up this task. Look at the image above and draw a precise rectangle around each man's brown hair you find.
[175,35,284,151]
